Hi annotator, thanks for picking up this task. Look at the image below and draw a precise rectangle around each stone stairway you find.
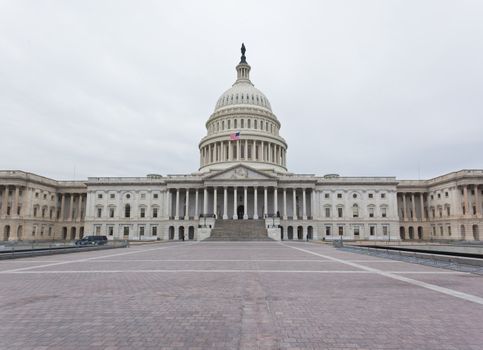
[205,219,272,241]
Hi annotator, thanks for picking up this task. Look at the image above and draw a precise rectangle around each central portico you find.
[166,164,314,223]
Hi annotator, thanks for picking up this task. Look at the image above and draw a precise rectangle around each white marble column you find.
[223,187,228,219]
[166,190,171,218]
[420,194,425,220]
[293,188,297,220]
[261,142,264,162]
[274,188,278,216]
[302,189,307,220]
[263,187,268,217]
[402,194,407,221]
[233,187,238,219]
[185,189,190,220]
[411,193,416,221]
[69,194,74,221]
[203,188,208,216]
[77,194,83,221]
[1,186,8,216]
[195,189,199,219]
[463,186,469,217]
[283,188,287,220]
[243,187,248,219]
[175,189,180,220]
[12,186,19,218]
[237,140,240,161]
[475,185,481,218]
[253,187,258,219]
[213,187,218,218]
[244,140,248,160]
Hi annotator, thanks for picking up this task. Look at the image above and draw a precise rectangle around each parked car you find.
[75,235,108,246]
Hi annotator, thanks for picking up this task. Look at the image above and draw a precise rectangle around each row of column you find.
[200,139,286,167]
[168,187,312,220]
[399,192,427,221]
[0,185,21,217]
[58,193,86,221]
[462,184,481,218]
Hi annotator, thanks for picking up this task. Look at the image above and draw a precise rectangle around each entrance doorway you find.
[237,205,244,219]
[188,226,195,240]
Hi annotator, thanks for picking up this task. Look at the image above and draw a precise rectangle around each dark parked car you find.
[75,235,108,246]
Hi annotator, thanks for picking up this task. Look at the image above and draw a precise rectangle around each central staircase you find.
[205,219,272,241]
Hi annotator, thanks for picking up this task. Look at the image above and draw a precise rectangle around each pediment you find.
[203,164,277,181]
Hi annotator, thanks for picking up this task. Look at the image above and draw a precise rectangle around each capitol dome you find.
[198,44,287,173]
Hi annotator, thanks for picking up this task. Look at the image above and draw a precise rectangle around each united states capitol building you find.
[1,45,482,242]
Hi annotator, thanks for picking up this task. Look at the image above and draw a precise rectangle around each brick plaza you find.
[0,242,482,350]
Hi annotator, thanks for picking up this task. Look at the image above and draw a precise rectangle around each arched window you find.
[241,119,244,128]
[234,119,237,128]
[125,204,131,218]
[254,120,258,129]
[248,119,251,128]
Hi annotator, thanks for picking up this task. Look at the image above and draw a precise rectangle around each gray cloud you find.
[0,0,482,180]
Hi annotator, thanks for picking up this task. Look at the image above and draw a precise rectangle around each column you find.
[311,190,315,219]
[69,194,74,221]
[195,189,199,219]
[237,140,240,161]
[263,187,268,217]
[261,142,264,162]
[402,194,407,221]
[274,188,278,216]
[233,187,238,219]
[228,142,232,161]
[475,185,481,218]
[175,189,180,220]
[185,189,190,220]
[253,187,258,219]
[411,193,416,221]
[213,187,218,218]
[463,186,469,217]
[244,140,248,160]
[223,187,228,219]
[251,140,256,160]
[12,186,19,218]
[243,187,248,219]
[165,190,171,218]
[203,188,208,216]
[420,194,425,220]
[59,193,65,220]
[221,141,225,162]
[77,194,83,221]
[293,188,297,220]
[302,189,307,220]
[283,188,287,220]
[1,186,8,216]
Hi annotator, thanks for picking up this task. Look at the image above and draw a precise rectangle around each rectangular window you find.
[370,226,375,236]
[48,227,52,236]
[473,206,477,215]
[123,226,129,236]
[97,208,102,218]
[153,193,158,199]
[141,193,146,199]
[354,226,360,236]
[337,207,343,218]
[95,226,101,234]
[337,193,342,199]
[152,226,158,236]
[324,193,329,199]
[140,207,146,218]
[338,226,344,236]
[445,192,448,197]
[369,207,374,218]
[139,226,145,236]
[448,226,452,236]
[381,207,387,218]
[325,207,330,218]
[7,206,11,215]
[381,193,386,199]
[110,193,115,199]
[109,207,115,218]
[325,226,331,236]
[98,194,103,199]
[368,193,373,199]
[108,226,114,236]
[152,208,158,218]
[33,207,37,217]
[446,207,450,216]
[383,226,388,235]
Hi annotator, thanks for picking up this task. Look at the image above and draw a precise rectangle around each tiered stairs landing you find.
[204,219,272,241]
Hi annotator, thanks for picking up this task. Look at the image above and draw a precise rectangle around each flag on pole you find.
[230,131,240,140]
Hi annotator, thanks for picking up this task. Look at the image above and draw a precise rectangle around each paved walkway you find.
[0,241,482,349]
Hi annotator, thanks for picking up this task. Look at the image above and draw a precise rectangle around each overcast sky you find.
[1,0,482,181]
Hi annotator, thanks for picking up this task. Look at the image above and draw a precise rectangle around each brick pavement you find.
[0,241,482,349]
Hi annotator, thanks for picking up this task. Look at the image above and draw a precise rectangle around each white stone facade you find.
[1,46,482,242]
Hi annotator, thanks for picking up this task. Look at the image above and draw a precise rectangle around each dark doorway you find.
[237,205,244,219]
[417,226,423,240]
[70,227,76,240]
[400,227,405,240]
[280,226,284,240]
[288,226,293,240]
[179,226,185,241]
[307,226,313,240]
[297,226,303,240]
[169,226,175,240]
[62,227,67,240]
[188,226,195,240]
